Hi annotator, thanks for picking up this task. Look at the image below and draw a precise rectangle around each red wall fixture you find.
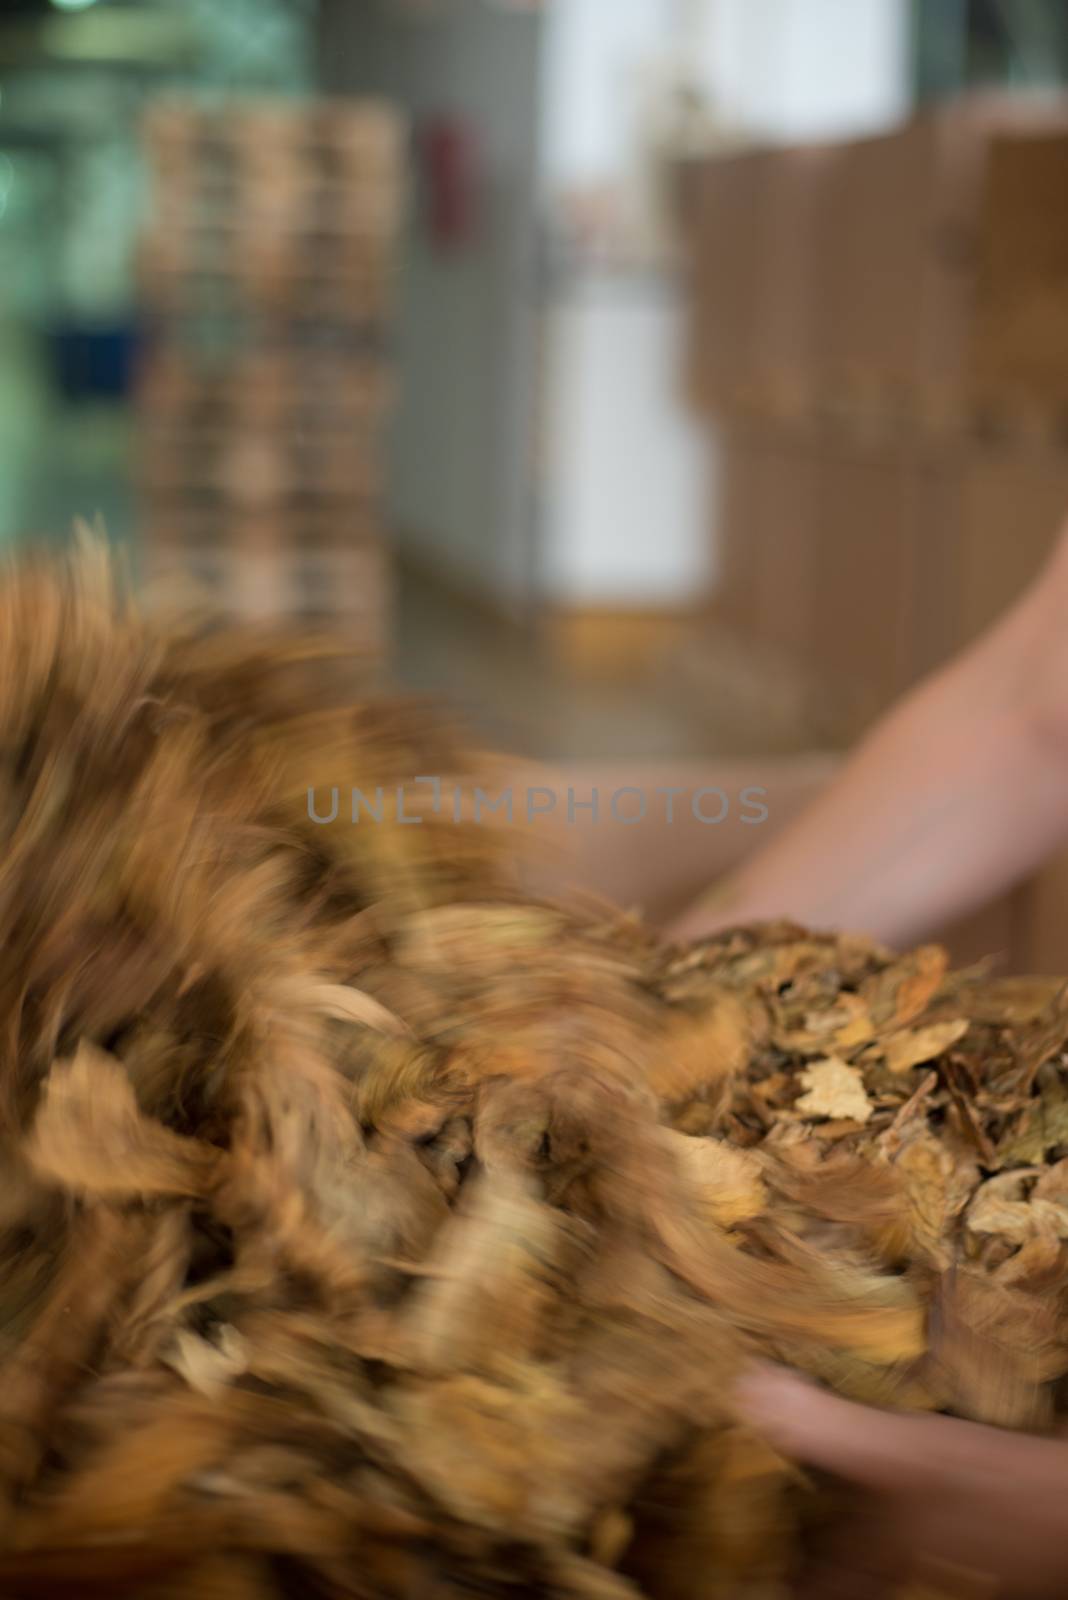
[420,113,480,250]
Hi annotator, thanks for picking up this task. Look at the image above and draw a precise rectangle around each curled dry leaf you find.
[27,1042,222,1200]
[795,1057,874,1124]
[662,1131,768,1229]
[293,979,413,1037]
[883,1018,969,1075]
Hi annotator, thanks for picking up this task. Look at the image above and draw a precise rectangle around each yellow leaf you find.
[883,1019,968,1075]
[664,1130,768,1227]
[795,1058,873,1124]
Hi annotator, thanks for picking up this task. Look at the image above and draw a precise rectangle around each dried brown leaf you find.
[795,1058,873,1124]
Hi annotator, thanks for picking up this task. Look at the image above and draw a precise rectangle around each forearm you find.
[511,756,836,920]
[675,548,1068,945]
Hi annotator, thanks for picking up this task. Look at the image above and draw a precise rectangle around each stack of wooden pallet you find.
[137,98,404,652]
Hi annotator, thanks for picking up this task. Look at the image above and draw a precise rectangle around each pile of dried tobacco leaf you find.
[0,545,1066,1600]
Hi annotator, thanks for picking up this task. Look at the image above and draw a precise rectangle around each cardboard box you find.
[942,889,1026,972]
[806,438,923,736]
[905,445,968,682]
[972,131,1068,411]
[712,427,964,742]
[713,420,1068,729]
[687,94,1068,426]
[687,145,836,419]
[816,96,1068,421]
[686,153,767,413]
[1018,847,1068,976]
[805,436,1068,731]
[745,146,837,418]
[702,425,1068,975]
[710,422,762,641]
[748,426,823,666]
[816,121,934,413]
[957,442,1068,641]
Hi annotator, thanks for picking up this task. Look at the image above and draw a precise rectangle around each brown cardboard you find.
[958,443,1068,642]
[908,96,1066,416]
[711,422,761,641]
[687,94,1068,425]
[688,145,837,418]
[1018,847,1068,976]
[816,122,932,411]
[973,131,1068,409]
[904,446,967,684]
[807,94,1068,420]
[687,153,767,413]
[713,427,967,741]
[807,439,920,736]
[747,145,838,417]
[702,431,1068,976]
[806,436,1068,723]
[941,890,1026,972]
[746,424,822,665]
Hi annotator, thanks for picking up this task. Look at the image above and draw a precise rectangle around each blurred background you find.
[3,0,1068,963]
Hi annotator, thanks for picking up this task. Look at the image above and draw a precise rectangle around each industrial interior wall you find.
[533,0,911,616]
[317,0,544,613]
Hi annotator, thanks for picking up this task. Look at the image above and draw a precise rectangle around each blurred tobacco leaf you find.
[0,546,1064,1599]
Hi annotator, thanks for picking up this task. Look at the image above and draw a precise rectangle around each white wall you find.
[318,0,543,611]
[540,279,712,606]
[539,0,671,195]
[318,0,911,616]
[702,0,911,143]
[540,0,911,188]
[534,0,911,612]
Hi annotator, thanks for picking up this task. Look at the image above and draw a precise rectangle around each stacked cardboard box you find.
[686,98,1068,970]
[137,98,404,652]
[690,96,1068,428]
[686,144,836,422]
[690,99,1068,729]
[972,131,1068,414]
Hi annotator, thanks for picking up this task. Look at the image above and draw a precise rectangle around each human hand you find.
[735,1364,1068,1599]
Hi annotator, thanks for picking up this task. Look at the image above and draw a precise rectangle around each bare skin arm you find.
[511,755,837,922]
[669,525,1068,945]
[736,1365,1068,1599]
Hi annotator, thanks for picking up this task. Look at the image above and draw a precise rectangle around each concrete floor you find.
[392,566,835,763]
